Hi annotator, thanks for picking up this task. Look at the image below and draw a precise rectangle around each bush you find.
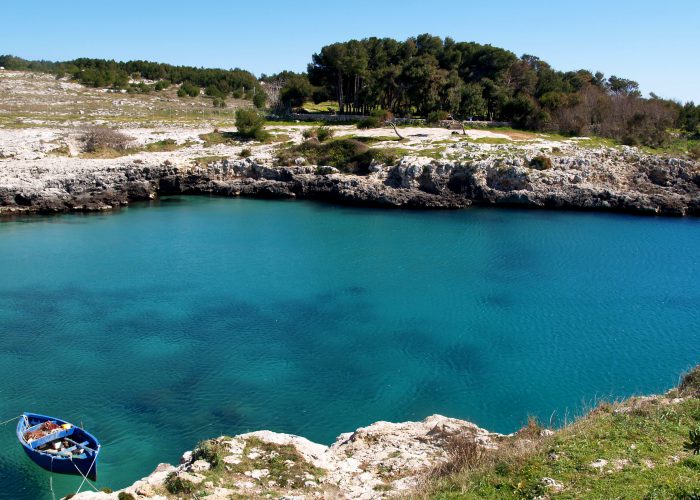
[235,109,268,140]
[177,82,200,98]
[316,126,334,142]
[688,144,700,161]
[679,366,700,397]
[240,148,252,158]
[212,97,226,108]
[430,434,484,478]
[164,472,196,494]
[154,80,170,91]
[357,117,380,129]
[192,440,225,468]
[253,91,266,109]
[357,109,394,129]
[684,427,700,455]
[370,108,393,124]
[427,110,450,124]
[529,155,553,170]
[117,494,136,500]
[81,127,133,153]
[303,126,334,142]
[277,138,400,174]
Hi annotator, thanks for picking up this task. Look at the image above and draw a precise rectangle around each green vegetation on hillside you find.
[0,54,262,105]
[422,367,700,499]
[265,34,699,149]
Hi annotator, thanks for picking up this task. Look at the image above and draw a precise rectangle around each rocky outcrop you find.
[1,147,699,216]
[70,414,503,500]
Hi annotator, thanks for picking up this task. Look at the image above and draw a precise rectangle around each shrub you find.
[679,366,700,397]
[370,108,393,124]
[81,127,133,153]
[529,155,553,170]
[689,144,700,161]
[427,110,450,124]
[212,97,226,108]
[235,109,269,140]
[430,434,484,478]
[684,427,700,455]
[303,126,334,142]
[164,472,196,494]
[240,148,252,158]
[277,138,400,174]
[154,80,170,91]
[253,91,266,109]
[177,82,200,98]
[192,440,225,468]
[357,117,380,129]
[516,416,544,439]
[205,84,226,98]
[117,494,136,500]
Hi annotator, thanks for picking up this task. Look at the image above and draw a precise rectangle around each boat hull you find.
[20,444,97,481]
[17,412,99,481]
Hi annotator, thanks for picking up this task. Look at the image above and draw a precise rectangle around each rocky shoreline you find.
[71,414,505,500]
[2,148,699,217]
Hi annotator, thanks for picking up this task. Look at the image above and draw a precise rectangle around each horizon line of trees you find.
[265,34,699,147]
[3,42,699,148]
[0,54,265,107]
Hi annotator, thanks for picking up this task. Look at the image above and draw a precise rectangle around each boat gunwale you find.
[17,412,101,460]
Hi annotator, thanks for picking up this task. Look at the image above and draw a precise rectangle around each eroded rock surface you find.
[2,147,698,216]
[69,414,502,499]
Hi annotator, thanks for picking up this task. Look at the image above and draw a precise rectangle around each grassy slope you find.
[423,369,700,499]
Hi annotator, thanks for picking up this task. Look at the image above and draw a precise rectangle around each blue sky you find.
[3,0,698,102]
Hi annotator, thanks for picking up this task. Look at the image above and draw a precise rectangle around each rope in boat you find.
[0,415,21,426]
[69,453,100,494]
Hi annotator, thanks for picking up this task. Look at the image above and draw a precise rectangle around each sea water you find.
[0,197,698,498]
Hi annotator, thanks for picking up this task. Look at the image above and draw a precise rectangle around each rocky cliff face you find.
[70,415,504,500]
[2,147,698,216]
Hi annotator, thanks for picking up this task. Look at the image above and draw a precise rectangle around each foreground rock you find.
[69,415,502,499]
[1,145,699,216]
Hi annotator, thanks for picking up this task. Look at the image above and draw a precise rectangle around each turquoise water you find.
[1,197,699,498]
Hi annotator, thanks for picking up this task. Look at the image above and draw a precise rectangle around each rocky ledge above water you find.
[70,414,505,500]
[1,146,699,217]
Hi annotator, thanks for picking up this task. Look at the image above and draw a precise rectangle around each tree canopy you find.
[0,54,262,103]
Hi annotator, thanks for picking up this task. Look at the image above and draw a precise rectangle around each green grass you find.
[265,120,328,127]
[199,130,239,147]
[572,136,620,149]
[143,139,195,152]
[230,437,325,488]
[80,139,195,158]
[276,138,409,173]
[171,436,325,497]
[641,136,700,158]
[300,101,340,113]
[335,134,404,144]
[466,137,513,145]
[192,155,228,167]
[423,381,700,499]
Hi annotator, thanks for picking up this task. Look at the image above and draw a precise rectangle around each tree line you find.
[266,34,699,147]
[0,54,264,106]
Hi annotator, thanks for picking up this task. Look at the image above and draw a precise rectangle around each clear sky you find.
[3,0,698,102]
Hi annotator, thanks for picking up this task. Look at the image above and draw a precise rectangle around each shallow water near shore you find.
[1,197,699,498]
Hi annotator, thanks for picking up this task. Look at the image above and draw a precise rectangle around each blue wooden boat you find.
[16,412,100,481]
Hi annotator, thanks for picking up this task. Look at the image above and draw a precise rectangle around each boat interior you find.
[21,418,96,459]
